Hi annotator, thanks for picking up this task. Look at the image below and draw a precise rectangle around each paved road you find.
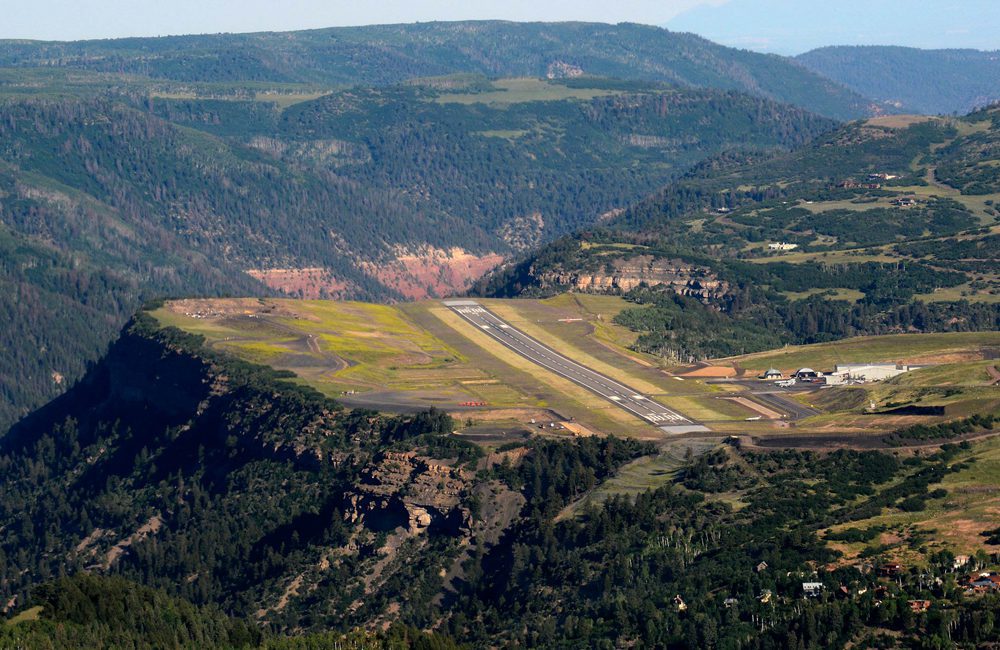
[709,379,820,420]
[444,300,709,434]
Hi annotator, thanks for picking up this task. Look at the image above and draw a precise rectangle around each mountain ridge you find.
[797,45,1000,115]
[0,20,875,120]
[0,78,837,430]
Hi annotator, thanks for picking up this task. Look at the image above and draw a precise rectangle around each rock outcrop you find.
[344,451,472,535]
[535,255,729,301]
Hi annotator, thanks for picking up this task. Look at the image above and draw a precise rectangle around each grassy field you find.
[149,90,333,110]
[782,287,866,302]
[721,332,1000,374]
[864,115,940,129]
[152,297,997,439]
[433,78,622,105]
[4,606,42,626]
[153,298,487,400]
[915,284,1000,304]
[749,248,898,265]
[862,360,1000,416]
[153,297,697,438]
[824,436,1000,564]
[557,438,722,518]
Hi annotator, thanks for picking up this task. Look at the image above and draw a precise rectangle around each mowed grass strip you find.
[542,293,662,364]
[483,299,677,397]
[656,395,754,422]
[430,306,655,435]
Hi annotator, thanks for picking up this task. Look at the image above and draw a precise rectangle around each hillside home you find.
[802,582,824,597]
[838,179,882,189]
[880,563,905,577]
[767,242,798,251]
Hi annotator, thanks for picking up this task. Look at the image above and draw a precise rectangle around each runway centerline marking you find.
[444,301,708,433]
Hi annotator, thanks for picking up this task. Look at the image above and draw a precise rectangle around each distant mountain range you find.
[3,20,999,431]
[798,46,1000,115]
[0,60,837,430]
[0,21,872,120]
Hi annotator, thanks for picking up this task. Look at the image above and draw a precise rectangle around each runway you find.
[444,300,709,434]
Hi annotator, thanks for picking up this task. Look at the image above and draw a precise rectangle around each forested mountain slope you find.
[5,311,1000,648]
[0,81,835,431]
[0,574,457,648]
[476,109,1000,360]
[0,164,264,430]
[0,21,874,119]
[0,313,645,643]
[798,46,1000,115]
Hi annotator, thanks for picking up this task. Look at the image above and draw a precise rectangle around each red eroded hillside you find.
[249,248,504,301]
[246,268,358,299]
[363,247,506,300]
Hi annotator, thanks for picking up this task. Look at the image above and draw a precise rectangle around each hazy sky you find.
[2,0,995,54]
[667,0,1000,54]
[2,0,724,41]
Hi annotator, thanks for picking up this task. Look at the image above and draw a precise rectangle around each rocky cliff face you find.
[0,316,531,631]
[535,255,729,301]
[344,451,472,535]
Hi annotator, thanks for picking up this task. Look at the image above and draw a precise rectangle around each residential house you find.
[767,242,799,251]
[880,563,905,577]
[802,582,824,597]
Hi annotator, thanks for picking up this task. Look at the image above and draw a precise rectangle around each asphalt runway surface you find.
[712,379,821,420]
[444,300,709,434]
